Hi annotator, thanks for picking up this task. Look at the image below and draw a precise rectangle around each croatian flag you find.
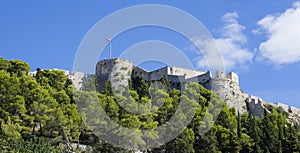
[104,37,111,43]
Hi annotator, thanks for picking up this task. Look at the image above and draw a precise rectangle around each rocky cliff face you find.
[210,70,248,114]
[211,77,248,114]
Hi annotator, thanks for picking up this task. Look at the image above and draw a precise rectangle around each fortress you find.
[96,58,211,92]
[95,58,250,113]
[94,58,300,117]
[34,58,299,119]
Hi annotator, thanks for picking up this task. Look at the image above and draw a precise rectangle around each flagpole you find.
[109,41,112,59]
[104,37,111,59]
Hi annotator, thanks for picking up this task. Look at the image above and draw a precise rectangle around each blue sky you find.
[1,1,300,107]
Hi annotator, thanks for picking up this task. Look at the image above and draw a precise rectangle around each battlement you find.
[245,95,266,116]
[214,70,239,85]
[226,72,239,84]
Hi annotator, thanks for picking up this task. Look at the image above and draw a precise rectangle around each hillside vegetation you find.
[0,57,300,152]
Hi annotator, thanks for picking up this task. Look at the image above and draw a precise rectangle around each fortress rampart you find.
[39,58,299,118]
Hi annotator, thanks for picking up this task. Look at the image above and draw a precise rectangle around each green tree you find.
[8,60,30,75]
[166,128,195,153]
[137,78,150,99]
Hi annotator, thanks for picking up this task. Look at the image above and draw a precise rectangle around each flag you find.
[104,37,111,43]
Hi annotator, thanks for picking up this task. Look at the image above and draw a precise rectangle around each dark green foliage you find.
[1,57,300,152]
[103,81,112,96]
[0,137,64,153]
[0,58,80,152]
[160,74,170,90]
[7,59,30,75]
[137,79,150,99]
[132,77,150,98]
[165,128,195,153]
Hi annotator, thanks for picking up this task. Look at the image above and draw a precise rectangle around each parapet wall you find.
[245,95,266,116]
[186,71,211,89]
[226,72,239,85]
[148,67,168,81]
[167,66,206,79]
[132,67,150,80]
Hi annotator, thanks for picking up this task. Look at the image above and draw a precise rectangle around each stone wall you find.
[148,67,168,81]
[167,66,206,79]
[245,95,266,116]
[245,95,300,122]
[268,102,300,117]
[167,75,186,90]
[96,58,134,92]
[226,72,239,85]
[186,71,211,89]
[132,67,149,80]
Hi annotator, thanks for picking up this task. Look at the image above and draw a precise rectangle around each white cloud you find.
[256,1,300,65]
[193,12,253,71]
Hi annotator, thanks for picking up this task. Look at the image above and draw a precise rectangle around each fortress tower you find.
[96,58,134,92]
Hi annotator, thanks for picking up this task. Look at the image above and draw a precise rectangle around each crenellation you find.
[226,72,239,85]
[245,95,267,116]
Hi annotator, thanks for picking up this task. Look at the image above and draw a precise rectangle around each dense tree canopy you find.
[0,57,300,152]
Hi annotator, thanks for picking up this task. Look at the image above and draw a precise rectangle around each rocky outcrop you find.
[211,70,247,114]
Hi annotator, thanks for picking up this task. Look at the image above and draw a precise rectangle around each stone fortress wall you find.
[30,58,300,118]
[95,58,212,91]
[93,58,300,117]
[245,95,268,116]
